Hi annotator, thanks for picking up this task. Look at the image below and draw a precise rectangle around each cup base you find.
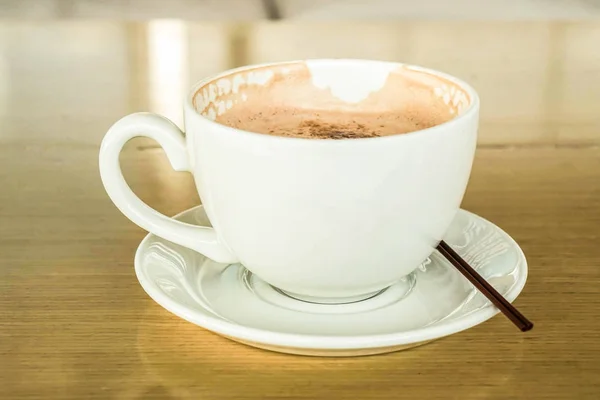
[242,270,417,315]
[274,287,387,305]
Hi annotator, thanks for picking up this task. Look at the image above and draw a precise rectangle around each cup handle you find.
[99,112,239,264]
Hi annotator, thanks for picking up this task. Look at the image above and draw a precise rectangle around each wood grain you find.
[1,20,599,400]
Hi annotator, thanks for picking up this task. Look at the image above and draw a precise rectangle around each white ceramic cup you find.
[99,59,479,302]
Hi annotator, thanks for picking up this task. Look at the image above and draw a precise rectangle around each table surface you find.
[1,20,599,400]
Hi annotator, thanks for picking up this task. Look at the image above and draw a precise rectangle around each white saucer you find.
[135,206,528,357]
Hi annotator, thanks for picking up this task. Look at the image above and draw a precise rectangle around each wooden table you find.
[1,20,599,400]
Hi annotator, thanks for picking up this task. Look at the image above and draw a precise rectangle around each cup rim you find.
[184,58,480,144]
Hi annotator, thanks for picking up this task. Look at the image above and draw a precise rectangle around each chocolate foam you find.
[193,61,471,139]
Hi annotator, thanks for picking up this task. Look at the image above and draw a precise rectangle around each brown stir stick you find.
[436,240,533,332]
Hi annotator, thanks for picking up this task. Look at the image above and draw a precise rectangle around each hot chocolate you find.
[193,61,470,139]
[215,107,442,139]
[100,58,479,303]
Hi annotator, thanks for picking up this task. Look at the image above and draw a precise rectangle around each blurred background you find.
[2,0,600,19]
[0,0,599,148]
[1,3,599,399]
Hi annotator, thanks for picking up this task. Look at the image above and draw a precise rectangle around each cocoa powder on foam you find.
[193,62,468,139]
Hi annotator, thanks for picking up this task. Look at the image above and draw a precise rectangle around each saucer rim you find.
[134,206,528,351]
